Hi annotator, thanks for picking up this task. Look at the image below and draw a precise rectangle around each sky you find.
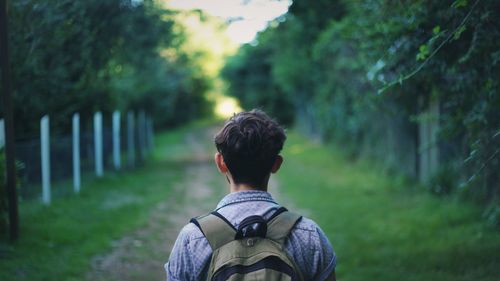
[165,0,291,44]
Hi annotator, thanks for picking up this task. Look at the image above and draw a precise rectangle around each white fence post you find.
[138,110,146,160]
[418,96,440,182]
[72,113,81,193]
[127,111,135,168]
[40,115,51,205]
[112,111,121,170]
[94,112,103,177]
[0,119,5,148]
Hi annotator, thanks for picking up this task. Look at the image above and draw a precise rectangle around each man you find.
[165,109,336,281]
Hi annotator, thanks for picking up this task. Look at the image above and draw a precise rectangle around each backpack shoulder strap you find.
[266,209,302,245]
[190,211,237,250]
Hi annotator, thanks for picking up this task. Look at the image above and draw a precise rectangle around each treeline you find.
[222,0,499,222]
[4,0,212,139]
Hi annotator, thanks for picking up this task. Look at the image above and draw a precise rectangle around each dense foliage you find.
[222,0,500,221]
[1,1,215,226]
[4,0,212,138]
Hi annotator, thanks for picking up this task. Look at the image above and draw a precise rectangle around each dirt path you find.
[87,128,225,281]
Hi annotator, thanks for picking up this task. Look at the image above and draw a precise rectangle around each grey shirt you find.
[165,190,336,281]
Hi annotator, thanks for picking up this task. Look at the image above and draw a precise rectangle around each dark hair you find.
[214,109,286,187]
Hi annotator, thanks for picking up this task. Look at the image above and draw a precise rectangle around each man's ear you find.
[271,155,283,173]
[215,152,229,173]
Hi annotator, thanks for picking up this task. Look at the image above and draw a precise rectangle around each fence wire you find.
[13,115,152,201]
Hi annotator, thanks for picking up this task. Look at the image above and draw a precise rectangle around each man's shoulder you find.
[291,215,332,247]
[294,215,322,232]
[292,215,329,242]
[166,221,213,280]
[177,221,206,242]
[286,215,336,280]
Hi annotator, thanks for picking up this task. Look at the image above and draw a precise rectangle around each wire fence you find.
[8,111,153,202]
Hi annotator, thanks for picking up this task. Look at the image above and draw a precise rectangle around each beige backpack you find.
[191,207,304,281]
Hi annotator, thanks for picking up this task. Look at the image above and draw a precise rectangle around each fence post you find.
[1,0,20,240]
[40,115,51,205]
[127,111,135,168]
[72,113,81,193]
[147,116,154,152]
[418,95,440,183]
[0,119,4,148]
[418,98,429,182]
[94,112,103,177]
[429,97,440,177]
[143,112,148,153]
[138,110,146,160]
[112,111,121,170]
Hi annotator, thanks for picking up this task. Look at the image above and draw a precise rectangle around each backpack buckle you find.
[245,238,258,247]
[235,215,267,239]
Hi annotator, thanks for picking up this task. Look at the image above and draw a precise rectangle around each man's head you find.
[214,109,286,188]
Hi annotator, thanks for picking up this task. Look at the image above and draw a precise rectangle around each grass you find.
[0,123,201,281]
[277,132,500,281]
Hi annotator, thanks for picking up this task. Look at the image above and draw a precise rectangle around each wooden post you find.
[112,111,121,170]
[0,0,18,239]
[72,113,81,193]
[94,112,103,177]
[127,111,135,168]
[41,115,51,205]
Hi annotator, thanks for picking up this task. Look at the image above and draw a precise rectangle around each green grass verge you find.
[0,125,196,281]
[277,132,500,281]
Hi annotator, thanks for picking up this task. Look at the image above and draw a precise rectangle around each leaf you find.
[452,0,468,9]
[432,25,441,35]
[416,44,429,61]
[453,25,467,40]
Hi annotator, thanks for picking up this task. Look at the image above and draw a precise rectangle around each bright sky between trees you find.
[165,0,291,44]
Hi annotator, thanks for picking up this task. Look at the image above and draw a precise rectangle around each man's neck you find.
[229,183,267,193]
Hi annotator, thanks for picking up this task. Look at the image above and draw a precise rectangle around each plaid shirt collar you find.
[215,190,277,210]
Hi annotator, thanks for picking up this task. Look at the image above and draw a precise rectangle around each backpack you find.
[190,207,304,281]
